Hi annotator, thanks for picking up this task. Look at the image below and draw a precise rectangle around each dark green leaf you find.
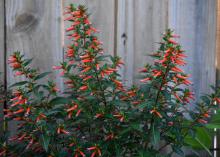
[9,81,28,88]
[49,97,71,105]
[23,58,33,66]
[40,134,50,152]
[34,72,51,80]
[151,124,160,146]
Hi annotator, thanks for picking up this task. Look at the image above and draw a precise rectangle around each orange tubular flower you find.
[175,59,186,66]
[52,66,62,70]
[13,108,25,115]
[67,104,78,112]
[183,80,192,86]
[112,79,123,87]
[83,75,92,81]
[203,113,209,118]
[57,127,70,135]
[25,107,31,115]
[74,148,86,157]
[214,97,220,104]
[84,18,91,25]
[105,133,114,141]
[150,109,162,118]
[138,68,148,73]
[13,117,24,121]
[75,109,82,117]
[79,85,88,91]
[87,146,101,157]
[26,138,34,149]
[81,66,91,73]
[113,113,125,122]
[66,48,75,58]
[174,93,183,103]
[168,121,174,126]
[18,133,26,141]
[8,55,17,63]
[66,26,75,32]
[176,74,188,80]
[171,66,183,73]
[132,101,141,105]
[57,127,61,134]
[82,58,93,63]
[15,71,24,76]
[36,113,46,122]
[61,129,70,135]
[116,59,124,67]
[152,70,162,77]
[79,54,90,59]
[168,39,178,45]
[198,119,207,124]
[127,90,136,97]
[140,77,151,83]
[11,62,21,69]
[95,113,104,119]
[171,34,180,38]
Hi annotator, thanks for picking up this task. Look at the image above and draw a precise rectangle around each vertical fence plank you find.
[0,0,5,134]
[64,0,115,56]
[6,0,63,134]
[117,0,169,86]
[169,0,217,100]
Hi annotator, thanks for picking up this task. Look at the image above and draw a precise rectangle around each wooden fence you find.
[0,0,218,156]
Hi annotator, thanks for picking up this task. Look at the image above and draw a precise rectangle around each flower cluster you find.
[1,4,220,157]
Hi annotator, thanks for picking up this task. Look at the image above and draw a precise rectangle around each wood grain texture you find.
[6,0,63,134]
[64,0,115,56]
[117,0,169,86]
[0,0,5,134]
[6,0,63,84]
[169,0,217,101]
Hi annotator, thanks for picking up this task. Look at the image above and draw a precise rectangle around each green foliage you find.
[0,4,220,157]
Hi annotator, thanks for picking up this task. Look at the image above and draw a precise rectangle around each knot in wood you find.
[14,12,38,33]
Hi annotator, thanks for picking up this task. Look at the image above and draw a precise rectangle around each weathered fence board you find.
[0,0,5,134]
[169,0,217,100]
[64,0,116,56]
[6,0,63,85]
[5,0,63,134]
[117,0,169,86]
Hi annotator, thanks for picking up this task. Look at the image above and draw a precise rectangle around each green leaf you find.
[40,134,50,152]
[206,123,220,129]
[34,72,51,80]
[49,97,71,105]
[9,81,28,88]
[151,124,160,146]
[184,127,211,151]
[195,137,212,156]
[46,110,61,116]
[139,103,148,109]
[23,58,33,66]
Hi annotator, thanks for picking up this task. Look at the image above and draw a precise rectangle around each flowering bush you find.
[1,4,220,157]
